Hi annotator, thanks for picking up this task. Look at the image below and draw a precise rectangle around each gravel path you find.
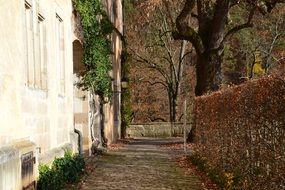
[80,138,203,190]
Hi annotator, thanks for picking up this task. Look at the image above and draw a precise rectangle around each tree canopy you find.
[173,0,285,95]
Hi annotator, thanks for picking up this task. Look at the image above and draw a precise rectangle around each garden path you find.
[78,138,204,190]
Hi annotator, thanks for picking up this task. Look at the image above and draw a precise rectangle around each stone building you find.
[73,0,123,152]
[104,0,123,145]
[0,0,123,189]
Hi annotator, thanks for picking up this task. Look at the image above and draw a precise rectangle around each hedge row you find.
[193,76,285,189]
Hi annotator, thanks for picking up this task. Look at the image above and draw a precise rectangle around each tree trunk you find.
[172,99,176,123]
[168,90,178,123]
[172,94,177,123]
[168,90,173,122]
[195,51,222,96]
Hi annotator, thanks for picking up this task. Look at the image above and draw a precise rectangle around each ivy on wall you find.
[74,0,113,99]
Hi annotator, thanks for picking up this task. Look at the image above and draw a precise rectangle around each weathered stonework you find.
[127,123,192,137]
[0,140,36,190]
[105,0,123,144]
[0,0,78,189]
[0,0,75,150]
[0,146,21,190]
[0,0,123,188]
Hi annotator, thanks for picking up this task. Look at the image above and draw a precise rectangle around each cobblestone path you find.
[80,138,203,190]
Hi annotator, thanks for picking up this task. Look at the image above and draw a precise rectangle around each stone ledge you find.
[13,140,36,155]
[0,140,36,165]
[0,145,18,165]
[0,140,36,190]
[39,143,73,165]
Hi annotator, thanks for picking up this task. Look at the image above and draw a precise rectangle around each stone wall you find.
[0,0,75,154]
[73,76,91,153]
[0,0,77,189]
[127,123,191,137]
[0,0,123,187]
[0,140,36,190]
[104,0,123,144]
[0,146,21,190]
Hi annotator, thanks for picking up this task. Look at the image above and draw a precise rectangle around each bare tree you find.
[130,4,194,122]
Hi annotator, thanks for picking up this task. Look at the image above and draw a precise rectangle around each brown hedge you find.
[193,76,285,189]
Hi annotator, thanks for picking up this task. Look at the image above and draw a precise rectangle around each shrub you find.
[53,151,78,183]
[73,153,85,175]
[37,151,85,190]
[37,165,63,190]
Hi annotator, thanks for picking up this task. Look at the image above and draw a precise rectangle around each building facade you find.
[104,0,123,144]
[0,0,122,189]
[0,0,77,189]
[73,0,123,154]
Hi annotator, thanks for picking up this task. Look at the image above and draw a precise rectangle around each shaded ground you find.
[72,138,205,190]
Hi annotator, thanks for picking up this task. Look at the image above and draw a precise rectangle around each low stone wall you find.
[0,140,36,190]
[127,123,191,137]
[0,145,20,190]
[0,139,77,190]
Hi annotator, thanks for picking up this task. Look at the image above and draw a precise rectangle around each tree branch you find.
[173,0,204,56]
[146,81,168,89]
[209,0,231,49]
[162,0,175,30]
[113,25,125,43]
[160,32,178,84]
[181,50,193,63]
[224,6,257,42]
[106,14,125,45]
[129,48,171,84]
